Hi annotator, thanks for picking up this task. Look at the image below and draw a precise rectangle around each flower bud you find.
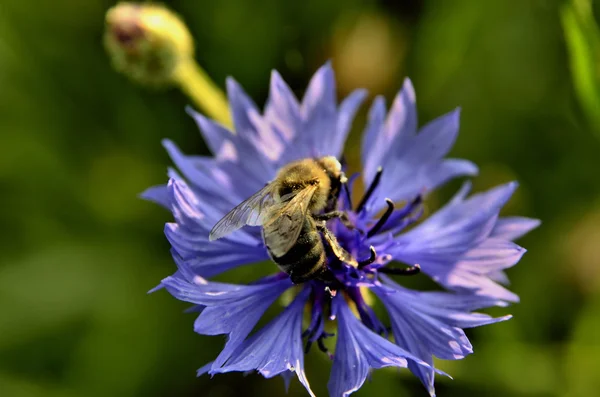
[104,2,194,86]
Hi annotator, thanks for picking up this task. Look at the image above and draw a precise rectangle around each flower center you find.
[326,167,424,281]
[301,166,426,356]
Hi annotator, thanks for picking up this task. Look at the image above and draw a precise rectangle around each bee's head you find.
[316,156,347,212]
[318,156,345,183]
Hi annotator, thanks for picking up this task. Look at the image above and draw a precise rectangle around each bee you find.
[209,156,358,284]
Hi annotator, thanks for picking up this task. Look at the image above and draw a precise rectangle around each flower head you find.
[104,2,193,86]
[144,63,539,396]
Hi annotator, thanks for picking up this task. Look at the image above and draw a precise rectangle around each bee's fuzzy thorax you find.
[275,158,333,212]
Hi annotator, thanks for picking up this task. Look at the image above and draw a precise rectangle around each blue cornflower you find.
[143,63,539,396]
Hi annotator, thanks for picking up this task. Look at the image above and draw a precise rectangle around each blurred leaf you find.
[562,0,600,138]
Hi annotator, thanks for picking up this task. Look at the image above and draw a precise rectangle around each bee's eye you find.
[279,186,294,198]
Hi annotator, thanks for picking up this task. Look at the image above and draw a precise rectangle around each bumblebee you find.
[209,156,357,283]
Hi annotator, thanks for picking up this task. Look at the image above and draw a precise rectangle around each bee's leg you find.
[314,211,354,230]
[316,223,358,267]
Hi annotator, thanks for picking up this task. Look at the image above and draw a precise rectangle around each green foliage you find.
[562,0,600,139]
[1,0,599,396]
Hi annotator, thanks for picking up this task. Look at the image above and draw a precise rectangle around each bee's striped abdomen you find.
[265,217,326,284]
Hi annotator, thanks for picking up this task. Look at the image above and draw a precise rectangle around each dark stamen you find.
[358,246,377,268]
[375,195,424,235]
[339,155,349,170]
[303,311,322,339]
[356,167,383,213]
[379,264,421,276]
[317,337,330,355]
[367,199,394,238]
[304,340,313,354]
[400,194,422,217]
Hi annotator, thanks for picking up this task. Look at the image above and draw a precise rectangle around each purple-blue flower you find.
[143,63,539,396]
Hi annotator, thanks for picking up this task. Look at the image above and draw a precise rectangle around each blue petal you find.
[380,109,476,208]
[162,140,237,202]
[188,106,281,186]
[444,269,520,302]
[375,279,510,396]
[361,81,477,211]
[166,177,208,233]
[186,106,236,160]
[396,108,461,169]
[163,268,292,368]
[390,182,518,275]
[385,78,418,152]
[453,238,525,275]
[328,295,435,397]
[330,89,368,158]
[487,270,511,285]
[280,370,295,393]
[140,184,170,209]
[491,216,541,241]
[302,62,336,119]
[299,63,337,157]
[188,95,283,175]
[263,64,365,163]
[196,361,213,377]
[197,280,294,370]
[361,100,478,213]
[246,102,289,163]
[227,77,291,165]
[161,271,289,307]
[362,79,417,186]
[265,70,302,143]
[226,77,261,136]
[168,245,267,279]
[361,96,387,185]
[210,288,315,397]
[163,139,269,205]
[166,176,261,245]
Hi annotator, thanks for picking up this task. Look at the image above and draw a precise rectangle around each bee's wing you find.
[209,183,278,240]
[262,185,318,257]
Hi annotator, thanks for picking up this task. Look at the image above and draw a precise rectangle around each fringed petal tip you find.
[197,289,314,396]
[147,282,165,294]
[139,184,170,208]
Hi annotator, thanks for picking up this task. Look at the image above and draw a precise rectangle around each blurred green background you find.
[1,0,600,396]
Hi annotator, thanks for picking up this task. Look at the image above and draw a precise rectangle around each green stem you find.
[561,0,600,138]
[173,58,232,128]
